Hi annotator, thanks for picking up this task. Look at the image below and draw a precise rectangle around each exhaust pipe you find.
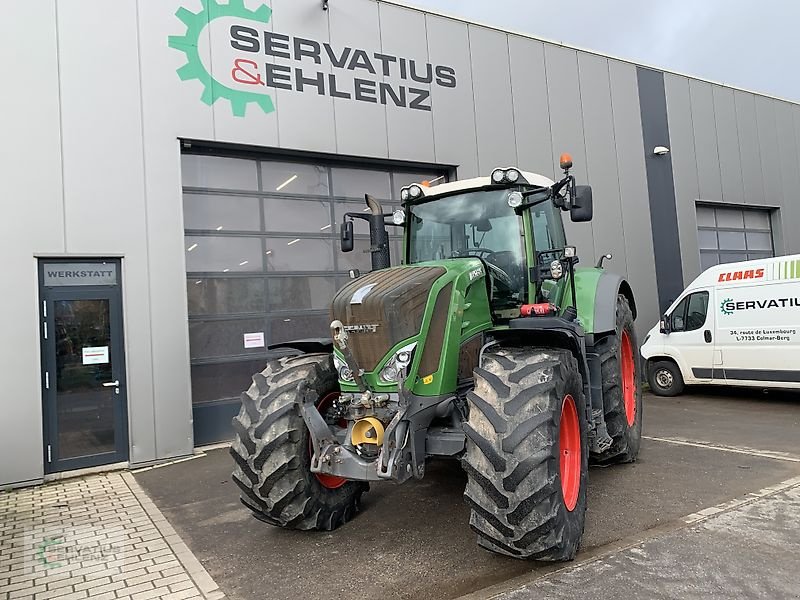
[365,194,391,271]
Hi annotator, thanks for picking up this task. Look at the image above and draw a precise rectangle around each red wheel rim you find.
[310,392,348,490]
[620,330,637,427]
[559,394,581,512]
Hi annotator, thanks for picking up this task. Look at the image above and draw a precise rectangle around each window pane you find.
[191,359,269,405]
[700,252,719,270]
[183,194,261,231]
[188,318,266,360]
[185,236,262,273]
[744,209,771,230]
[696,206,716,227]
[181,155,258,190]
[337,237,375,272]
[686,292,709,331]
[718,253,748,264]
[187,278,266,315]
[264,238,335,271]
[391,239,404,266]
[746,231,772,251]
[269,314,330,344]
[747,251,773,261]
[260,161,329,196]
[715,208,744,228]
[718,231,746,250]
[264,197,332,232]
[267,277,338,311]
[332,167,391,199]
[698,229,718,250]
[670,296,689,331]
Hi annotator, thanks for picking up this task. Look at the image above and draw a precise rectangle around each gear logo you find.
[168,0,275,117]
[720,298,734,315]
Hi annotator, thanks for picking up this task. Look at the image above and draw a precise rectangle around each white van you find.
[641,254,800,396]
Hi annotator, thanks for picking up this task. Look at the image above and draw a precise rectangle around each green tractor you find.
[230,155,642,560]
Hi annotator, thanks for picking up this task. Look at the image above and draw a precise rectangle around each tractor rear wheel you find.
[593,295,643,464]
[230,354,367,530]
[462,347,588,560]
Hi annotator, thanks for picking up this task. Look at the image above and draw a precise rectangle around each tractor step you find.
[590,409,614,453]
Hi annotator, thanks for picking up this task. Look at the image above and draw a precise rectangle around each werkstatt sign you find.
[43,263,118,287]
[168,1,458,117]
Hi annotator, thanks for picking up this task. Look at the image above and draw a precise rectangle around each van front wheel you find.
[648,360,684,397]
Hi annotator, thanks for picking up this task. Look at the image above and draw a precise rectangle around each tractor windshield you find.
[407,189,527,305]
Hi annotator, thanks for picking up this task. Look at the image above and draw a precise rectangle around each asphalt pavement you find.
[135,390,800,600]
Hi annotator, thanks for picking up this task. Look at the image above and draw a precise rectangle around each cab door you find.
[665,289,715,381]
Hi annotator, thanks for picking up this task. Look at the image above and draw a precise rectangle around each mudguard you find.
[572,268,636,335]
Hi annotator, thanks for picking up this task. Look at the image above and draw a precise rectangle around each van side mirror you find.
[570,185,593,222]
[660,314,671,334]
[341,220,354,253]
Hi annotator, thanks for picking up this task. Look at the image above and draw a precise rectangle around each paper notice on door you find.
[82,346,109,365]
[243,332,265,349]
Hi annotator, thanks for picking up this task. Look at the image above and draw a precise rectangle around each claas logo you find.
[718,268,764,282]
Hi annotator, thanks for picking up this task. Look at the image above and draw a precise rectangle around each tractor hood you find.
[331,260,493,395]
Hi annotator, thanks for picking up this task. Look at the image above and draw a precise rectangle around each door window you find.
[670,291,709,332]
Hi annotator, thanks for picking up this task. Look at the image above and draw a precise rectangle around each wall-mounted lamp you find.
[322,0,329,10]
[653,146,670,156]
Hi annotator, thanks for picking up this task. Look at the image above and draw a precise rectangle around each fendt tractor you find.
[230,155,642,560]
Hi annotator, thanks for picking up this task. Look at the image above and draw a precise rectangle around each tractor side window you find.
[670,291,709,332]
[531,203,567,253]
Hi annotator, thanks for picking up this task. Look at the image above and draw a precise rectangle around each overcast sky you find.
[405,0,800,102]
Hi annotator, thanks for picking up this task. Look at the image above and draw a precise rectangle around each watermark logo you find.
[25,526,125,571]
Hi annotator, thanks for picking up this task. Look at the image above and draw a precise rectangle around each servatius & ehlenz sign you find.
[169,0,458,117]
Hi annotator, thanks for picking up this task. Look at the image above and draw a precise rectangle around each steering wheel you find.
[451,248,495,258]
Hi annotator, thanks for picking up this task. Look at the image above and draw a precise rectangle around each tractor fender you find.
[268,338,333,355]
[592,272,636,336]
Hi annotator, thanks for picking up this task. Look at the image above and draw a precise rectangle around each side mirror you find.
[570,185,593,222]
[659,314,671,334]
[341,220,354,252]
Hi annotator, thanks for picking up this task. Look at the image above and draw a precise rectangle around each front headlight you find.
[379,342,417,383]
[333,354,354,382]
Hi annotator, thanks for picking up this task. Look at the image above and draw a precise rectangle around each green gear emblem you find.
[720,298,733,315]
[168,0,275,117]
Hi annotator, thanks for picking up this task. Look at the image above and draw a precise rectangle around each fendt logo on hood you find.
[169,0,457,117]
[720,296,800,315]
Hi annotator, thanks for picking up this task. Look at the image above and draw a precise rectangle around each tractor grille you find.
[331,266,446,371]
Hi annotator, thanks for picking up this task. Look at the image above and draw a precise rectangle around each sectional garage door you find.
[696,204,774,270]
[180,152,446,445]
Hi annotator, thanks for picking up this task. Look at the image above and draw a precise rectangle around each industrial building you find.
[3,0,799,487]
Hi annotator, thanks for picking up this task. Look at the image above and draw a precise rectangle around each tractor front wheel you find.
[594,295,643,464]
[462,347,588,560]
[230,354,367,530]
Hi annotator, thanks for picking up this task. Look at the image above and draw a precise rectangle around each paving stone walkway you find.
[0,472,225,600]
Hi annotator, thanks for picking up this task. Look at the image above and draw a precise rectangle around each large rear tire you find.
[462,347,588,561]
[230,354,367,530]
[593,295,643,464]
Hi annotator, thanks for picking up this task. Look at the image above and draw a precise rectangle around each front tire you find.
[230,354,367,530]
[648,359,685,397]
[462,347,588,561]
[594,295,643,464]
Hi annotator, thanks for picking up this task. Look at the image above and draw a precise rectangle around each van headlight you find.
[379,342,416,383]
[333,354,354,382]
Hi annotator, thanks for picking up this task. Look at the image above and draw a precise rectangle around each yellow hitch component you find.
[351,417,385,447]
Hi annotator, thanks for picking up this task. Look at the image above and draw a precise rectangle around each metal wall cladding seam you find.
[712,85,745,205]
[608,59,660,338]
[508,36,554,179]
[270,0,336,154]
[577,52,627,278]
[544,44,594,260]
[775,102,800,255]
[425,14,479,177]
[755,97,784,208]
[328,0,388,158]
[637,67,684,312]
[689,80,723,203]
[734,90,766,207]
[379,3,435,163]
[58,0,160,463]
[0,0,64,487]
[468,25,517,174]
[664,73,702,285]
